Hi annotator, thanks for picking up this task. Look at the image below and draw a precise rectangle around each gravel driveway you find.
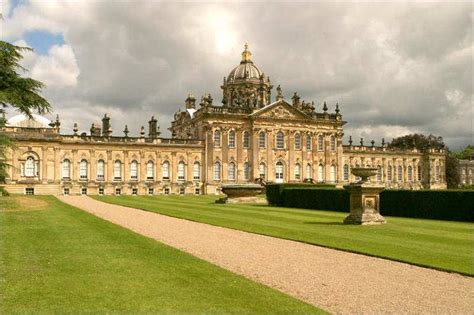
[58,196,473,314]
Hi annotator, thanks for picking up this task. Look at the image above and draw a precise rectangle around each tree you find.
[388,133,459,188]
[0,39,51,194]
[453,145,474,160]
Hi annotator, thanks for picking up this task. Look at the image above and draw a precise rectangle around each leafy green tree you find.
[388,134,459,188]
[453,145,474,160]
[0,39,51,194]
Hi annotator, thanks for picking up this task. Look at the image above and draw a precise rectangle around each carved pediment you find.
[251,100,309,120]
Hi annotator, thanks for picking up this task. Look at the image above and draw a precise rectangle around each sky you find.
[1,0,472,150]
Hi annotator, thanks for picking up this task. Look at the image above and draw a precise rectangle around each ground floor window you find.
[275,161,284,182]
[25,188,35,195]
[132,188,138,196]
[164,187,170,195]
[115,188,121,196]
[81,188,87,195]
[63,188,70,195]
[98,187,104,196]
[148,188,154,195]
[179,187,185,195]
[195,188,200,195]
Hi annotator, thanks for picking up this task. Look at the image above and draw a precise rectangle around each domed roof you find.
[227,44,263,81]
[6,113,52,128]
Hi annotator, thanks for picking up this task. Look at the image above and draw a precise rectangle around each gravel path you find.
[58,196,473,314]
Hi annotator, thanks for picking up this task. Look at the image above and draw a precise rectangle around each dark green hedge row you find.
[266,185,474,222]
[265,183,336,206]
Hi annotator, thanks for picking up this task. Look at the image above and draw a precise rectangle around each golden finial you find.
[241,42,252,62]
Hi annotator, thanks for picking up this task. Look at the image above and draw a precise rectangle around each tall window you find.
[376,165,382,182]
[330,135,336,151]
[214,130,221,147]
[295,133,301,150]
[397,165,403,182]
[258,132,266,149]
[408,166,413,182]
[435,164,440,181]
[162,161,170,180]
[228,162,236,181]
[295,163,301,180]
[275,161,284,181]
[306,164,312,179]
[318,135,324,151]
[276,131,284,149]
[214,161,221,180]
[62,159,71,179]
[79,159,88,180]
[243,162,250,180]
[243,131,250,148]
[130,160,138,180]
[343,164,349,181]
[259,162,266,179]
[228,130,235,148]
[177,161,185,181]
[25,156,36,177]
[330,165,336,182]
[193,162,200,181]
[306,135,312,151]
[387,165,392,181]
[97,160,105,180]
[146,161,154,180]
[417,164,422,181]
[317,164,324,182]
[113,160,122,180]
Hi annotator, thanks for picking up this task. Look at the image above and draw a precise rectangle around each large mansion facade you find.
[2,45,447,195]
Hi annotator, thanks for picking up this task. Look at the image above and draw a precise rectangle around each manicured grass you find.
[96,195,474,275]
[0,196,323,314]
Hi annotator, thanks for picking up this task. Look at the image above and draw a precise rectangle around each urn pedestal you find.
[216,184,266,204]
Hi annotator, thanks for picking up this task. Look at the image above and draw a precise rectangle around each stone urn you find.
[343,167,386,225]
[216,184,266,204]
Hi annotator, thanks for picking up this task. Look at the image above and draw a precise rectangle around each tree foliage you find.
[0,40,51,193]
[453,145,474,160]
[388,133,459,188]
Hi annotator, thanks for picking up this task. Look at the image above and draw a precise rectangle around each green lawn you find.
[95,195,474,275]
[0,196,323,314]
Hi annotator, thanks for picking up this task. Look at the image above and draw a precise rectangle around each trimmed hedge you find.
[266,183,336,206]
[266,185,474,222]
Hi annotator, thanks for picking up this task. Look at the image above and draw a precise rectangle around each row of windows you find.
[59,159,201,181]
[341,164,432,182]
[213,131,337,151]
[62,187,201,196]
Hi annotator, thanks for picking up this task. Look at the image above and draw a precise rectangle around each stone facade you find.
[458,158,474,186]
[2,45,447,195]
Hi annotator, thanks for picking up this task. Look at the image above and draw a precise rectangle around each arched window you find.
[397,165,403,182]
[177,161,185,181]
[317,164,324,182]
[243,162,250,180]
[228,162,236,181]
[79,159,88,180]
[294,133,301,150]
[214,161,221,180]
[193,162,200,181]
[146,161,154,180]
[295,163,301,180]
[228,130,235,148]
[330,135,336,151]
[318,135,324,151]
[130,160,138,180]
[377,165,382,182]
[275,161,284,182]
[62,159,71,179]
[330,164,336,182]
[25,156,36,177]
[276,131,284,149]
[97,160,105,180]
[162,161,170,180]
[113,160,122,180]
[243,131,250,149]
[306,135,312,151]
[417,164,422,181]
[387,165,393,181]
[259,162,266,179]
[306,164,312,180]
[343,164,349,181]
[407,166,413,181]
[258,132,266,149]
[214,130,221,147]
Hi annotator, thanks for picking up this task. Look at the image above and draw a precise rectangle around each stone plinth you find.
[343,183,386,225]
[216,184,266,204]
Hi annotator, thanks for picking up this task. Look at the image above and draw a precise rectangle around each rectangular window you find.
[195,188,200,195]
[178,162,185,181]
[148,188,154,195]
[164,187,170,195]
[115,188,121,195]
[64,188,70,196]
[25,188,34,195]
[318,136,324,151]
[146,163,154,180]
[179,187,185,195]
[306,136,312,151]
[130,162,138,180]
[97,161,105,181]
[79,162,87,180]
[81,188,87,195]
[132,188,138,196]
[162,162,170,180]
[193,163,200,181]
[98,188,104,196]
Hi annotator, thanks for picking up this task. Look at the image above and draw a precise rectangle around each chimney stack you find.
[102,114,111,137]
[148,116,160,138]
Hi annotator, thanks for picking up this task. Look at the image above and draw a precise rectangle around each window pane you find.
[178,162,185,180]
[243,131,250,148]
[193,162,200,180]
[162,162,170,180]
[214,162,221,180]
[228,131,235,148]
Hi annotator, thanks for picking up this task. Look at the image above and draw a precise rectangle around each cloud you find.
[2,1,472,150]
